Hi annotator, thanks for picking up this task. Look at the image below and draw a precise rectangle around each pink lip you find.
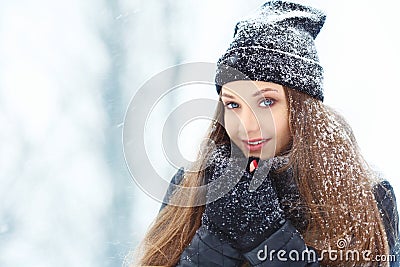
[242,138,270,152]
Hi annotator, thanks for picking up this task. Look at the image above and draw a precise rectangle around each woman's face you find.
[221,80,291,160]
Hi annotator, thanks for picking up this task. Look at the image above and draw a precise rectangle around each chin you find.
[236,143,276,160]
[250,149,275,160]
[259,153,275,160]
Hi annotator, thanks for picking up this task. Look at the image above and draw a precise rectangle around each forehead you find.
[221,80,284,98]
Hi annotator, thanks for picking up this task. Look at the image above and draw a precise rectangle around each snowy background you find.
[0,0,398,266]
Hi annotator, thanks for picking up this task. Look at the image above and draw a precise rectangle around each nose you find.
[240,105,262,135]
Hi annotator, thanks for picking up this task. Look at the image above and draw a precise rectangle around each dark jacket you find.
[160,168,400,266]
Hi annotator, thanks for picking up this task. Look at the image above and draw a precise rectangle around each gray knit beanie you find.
[215,0,326,101]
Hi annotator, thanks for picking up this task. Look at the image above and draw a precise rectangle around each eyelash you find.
[224,102,239,109]
[260,98,275,107]
[224,98,276,109]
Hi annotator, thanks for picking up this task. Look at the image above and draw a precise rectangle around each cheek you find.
[224,113,239,138]
[273,111,290,143]
[259,115,275,132]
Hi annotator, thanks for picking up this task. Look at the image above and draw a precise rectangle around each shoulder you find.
[372,180,399,251]
[170,167,185,186]
[373,180,398,214]
[159,167,185,212]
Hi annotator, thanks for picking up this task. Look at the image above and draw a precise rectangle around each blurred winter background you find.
[0,0,398,266]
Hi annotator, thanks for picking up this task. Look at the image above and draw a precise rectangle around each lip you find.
[242,138,270,152]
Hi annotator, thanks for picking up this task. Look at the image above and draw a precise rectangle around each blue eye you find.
[224,102,239,109]
[260,98,275,107]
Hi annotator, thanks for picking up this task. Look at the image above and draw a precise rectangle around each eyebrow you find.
[252,88,278,97]
[221,88,278,99]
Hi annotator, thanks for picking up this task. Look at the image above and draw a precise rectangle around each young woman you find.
[132,1,399,266]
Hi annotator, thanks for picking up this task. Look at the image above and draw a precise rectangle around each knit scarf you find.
[205,143,309,232]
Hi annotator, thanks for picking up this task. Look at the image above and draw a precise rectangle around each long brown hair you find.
[128,87,391,266]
